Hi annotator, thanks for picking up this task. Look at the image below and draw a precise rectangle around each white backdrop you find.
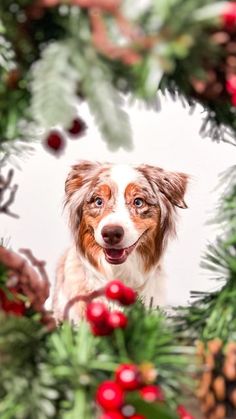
[1,96,236,306]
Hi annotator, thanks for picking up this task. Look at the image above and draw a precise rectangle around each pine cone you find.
[197,339,236,418]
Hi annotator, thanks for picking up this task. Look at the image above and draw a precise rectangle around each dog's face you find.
[65,161,188,271]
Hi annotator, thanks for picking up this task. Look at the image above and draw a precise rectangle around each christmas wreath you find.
[1,1,236,418]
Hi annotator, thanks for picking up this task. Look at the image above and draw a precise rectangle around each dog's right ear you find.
[65,160,101,204]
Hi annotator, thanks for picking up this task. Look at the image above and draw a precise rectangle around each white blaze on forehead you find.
[94,164,143,248]
[109,164,139,194]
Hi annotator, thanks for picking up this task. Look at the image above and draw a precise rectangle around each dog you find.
[52,160,188,323]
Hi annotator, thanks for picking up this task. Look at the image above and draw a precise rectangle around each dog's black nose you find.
[101,225,124,246]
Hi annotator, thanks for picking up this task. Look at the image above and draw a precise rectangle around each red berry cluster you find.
[96,363,164,419]
[226,75,236,105]
[44,116,86,154]
[105,280,137,306]
[222,2,236,31]
[86,280,137,336]
[177,405,195,419]
[0,287,25,316]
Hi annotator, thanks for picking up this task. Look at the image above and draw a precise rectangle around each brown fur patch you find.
[137,165,188,209]
[126,165,188,273]
[137,195,174,272]
[77,216,103,271]
[65,161,113,272]
[125,183,163,271]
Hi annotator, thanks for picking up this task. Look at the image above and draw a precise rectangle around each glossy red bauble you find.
[45,131,65,153]
[119,287,137,306]
[91,322,113,336]
[96,381,124,411]
[0,288,25,316]
[108,311,128,329]
[222,2,236,29]
[177,405,194,419]
[231,94,236,107]
[105,280,125,301]
[139,385,164,402]
[226,75,236,95]
[86,301,109,326]
[67,117,86,137]
[115,364,141,391]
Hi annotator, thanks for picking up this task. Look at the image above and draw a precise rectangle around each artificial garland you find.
[175,165,236,418]
[0,246,195,419]
[2,1,236,156]
[1,2,236,418]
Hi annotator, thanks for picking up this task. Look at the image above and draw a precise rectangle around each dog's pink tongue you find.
[106,249,124,259]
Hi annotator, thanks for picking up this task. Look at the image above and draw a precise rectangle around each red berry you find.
[86,301,109,326]
[177,405,194,419]
[119,287,137,306]
[222,2,236,30]
[91,322,113,336]
[105,280,125,301]
[226,75,236,95]
[139,385,164,402]
[67,117,86,137]
[0,288,25,316]
[100,412,124,419]
[115,364,141,391]
[108,311,128,329]
[45,131,65,153]
[231,94,236,107]
[96,381,124,411]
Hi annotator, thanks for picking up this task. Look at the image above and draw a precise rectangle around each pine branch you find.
[175,165,236,343]
[0,169,19,218]
[0,19,15,73]
[31,41,80,130]
[73,48,133,150]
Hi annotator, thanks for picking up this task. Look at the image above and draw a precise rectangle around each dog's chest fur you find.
[53,245,165,323]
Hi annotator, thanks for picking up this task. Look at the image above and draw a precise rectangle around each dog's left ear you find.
[138,164,188,209]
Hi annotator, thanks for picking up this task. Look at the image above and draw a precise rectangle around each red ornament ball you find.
[115,364,141,391]
[45,131,65,153]
[67,117,86,137]
[105,280,125,301]
[86,301,109,326]
[0,288,25,316]
[226,75,236,95]
[222,2,236,30]
[91,322,113,337]
[108,311,128,329]
[119,287,137,306]
[231,94,236,106]
[100,412,124,419]
[139,385,164,403]
[177,405,194,419]
[96,381,124,411]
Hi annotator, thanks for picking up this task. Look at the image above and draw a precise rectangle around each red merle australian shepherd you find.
[53,161,188,323]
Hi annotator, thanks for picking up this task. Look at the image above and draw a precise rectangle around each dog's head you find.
[65,161,188,271]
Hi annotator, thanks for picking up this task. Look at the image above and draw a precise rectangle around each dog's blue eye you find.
[95,197,103,207]
[134,198,144,208]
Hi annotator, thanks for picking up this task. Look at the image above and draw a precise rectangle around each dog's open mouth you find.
[103,243,136,265]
